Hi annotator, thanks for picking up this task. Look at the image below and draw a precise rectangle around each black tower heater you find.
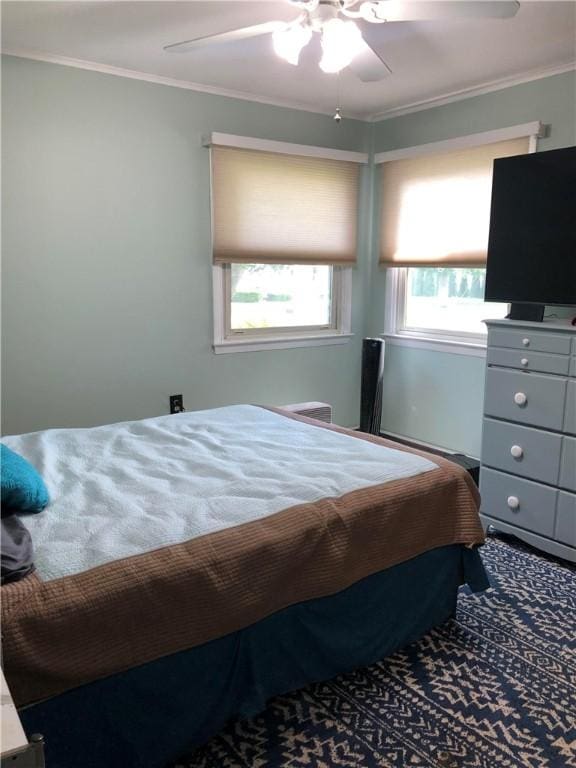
[360,337,385,435]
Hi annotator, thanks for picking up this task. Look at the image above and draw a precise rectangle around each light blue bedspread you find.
[2,405,436,581]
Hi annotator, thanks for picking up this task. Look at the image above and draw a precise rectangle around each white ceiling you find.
[2,1,575,119]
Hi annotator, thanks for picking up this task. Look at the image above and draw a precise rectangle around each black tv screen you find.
[485,145,576,306]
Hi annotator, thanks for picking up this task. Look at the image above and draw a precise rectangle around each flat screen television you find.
[485,145,576,320]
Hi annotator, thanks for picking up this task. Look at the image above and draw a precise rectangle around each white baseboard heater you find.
[280,402,332,424]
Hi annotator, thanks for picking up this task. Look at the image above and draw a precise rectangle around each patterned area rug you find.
[176,535,576,768]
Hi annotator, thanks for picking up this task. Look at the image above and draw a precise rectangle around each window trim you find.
[205,132,369,164]
[374,121,544,165]
[380,124,541,353]
[212,264,353,354]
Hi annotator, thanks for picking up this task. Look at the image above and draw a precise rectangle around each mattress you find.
[1,406,485,707]
[2,404,437,581]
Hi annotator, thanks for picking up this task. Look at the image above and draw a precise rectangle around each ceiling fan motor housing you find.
[288,0,342,25]
[288,0,350,16]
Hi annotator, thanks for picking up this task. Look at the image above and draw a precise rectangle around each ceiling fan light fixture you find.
[272,22,312,65]
[319,18,364,74]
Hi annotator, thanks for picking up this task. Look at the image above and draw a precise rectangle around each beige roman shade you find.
[211,146,360,265]
[379,136,530,267]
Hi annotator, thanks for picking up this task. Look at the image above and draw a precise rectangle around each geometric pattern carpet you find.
[176,534,576,768]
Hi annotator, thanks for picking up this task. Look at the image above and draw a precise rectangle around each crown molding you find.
[367,60,576,122]
[1,48,367,121]
[3,48,575,126]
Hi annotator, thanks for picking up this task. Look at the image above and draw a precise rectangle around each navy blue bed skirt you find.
[20,544,488,768]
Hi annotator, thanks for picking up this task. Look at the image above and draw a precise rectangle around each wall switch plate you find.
[170,394,184,414]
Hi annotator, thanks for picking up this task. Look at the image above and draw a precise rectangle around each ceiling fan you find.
[164,0,520,82]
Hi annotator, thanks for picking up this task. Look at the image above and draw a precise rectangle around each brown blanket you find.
[2,409,484,707]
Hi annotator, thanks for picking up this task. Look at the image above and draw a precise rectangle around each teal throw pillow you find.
[1,444,49,514]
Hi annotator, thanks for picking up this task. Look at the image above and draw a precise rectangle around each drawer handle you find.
[510,445,524,459]
[521,357,529,367]
[522,337,530,347]
[514,392,528,406]
[507,495,520,510]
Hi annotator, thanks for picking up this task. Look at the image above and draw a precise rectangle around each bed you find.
[1,404,488,768]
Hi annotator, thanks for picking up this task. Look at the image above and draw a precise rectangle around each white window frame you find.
[213,264,353,354]
[383,267,498,357]
[379,122,544,357]
[208,132,366,354]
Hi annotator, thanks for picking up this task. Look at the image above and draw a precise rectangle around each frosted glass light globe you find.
[273,23,312,66]
[319,18,364,73]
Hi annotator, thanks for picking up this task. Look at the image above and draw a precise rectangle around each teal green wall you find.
[372,72,576,154]
[2,56,574,448]
[1,55,370,434]
[369,71,576,456]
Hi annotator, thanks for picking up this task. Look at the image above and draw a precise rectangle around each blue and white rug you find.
[181,535,576,768]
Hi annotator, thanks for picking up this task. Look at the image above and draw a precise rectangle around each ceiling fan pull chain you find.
[334,71,342,123]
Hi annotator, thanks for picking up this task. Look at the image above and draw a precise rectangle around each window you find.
[391,267,509,342]
[377,125,540,350]
[228,264,335,334]
[214,263,352,352]
[209,135,364,352]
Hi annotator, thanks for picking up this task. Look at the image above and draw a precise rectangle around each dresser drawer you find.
[480,467,558,538]
[488,328,572,355]
[484,368,567,431]
[487,347,570,376]
[564,380,576,435]
[481,418,562,485]
[559,436,576,492]
[556,492,576,547]
[570,356,576,378]
[480,468,557,537]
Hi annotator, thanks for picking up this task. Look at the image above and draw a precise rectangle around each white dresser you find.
[480,319,576,563]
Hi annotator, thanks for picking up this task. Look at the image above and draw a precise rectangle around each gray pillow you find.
[1,515,34,584]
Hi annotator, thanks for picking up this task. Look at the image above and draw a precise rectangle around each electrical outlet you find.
[170,394,184,414]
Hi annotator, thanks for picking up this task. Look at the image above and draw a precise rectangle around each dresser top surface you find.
[485,318,576,335]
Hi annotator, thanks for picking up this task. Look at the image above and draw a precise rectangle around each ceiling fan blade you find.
[348,37,393,81]
[164,21,289,53]
[363,1,520,22]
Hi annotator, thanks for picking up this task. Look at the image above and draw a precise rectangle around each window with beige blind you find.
[209,136,365,353]
[377,126,539,350]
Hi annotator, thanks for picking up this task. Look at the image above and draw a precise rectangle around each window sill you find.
[380,332,487,358]
[213,332,354,354]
